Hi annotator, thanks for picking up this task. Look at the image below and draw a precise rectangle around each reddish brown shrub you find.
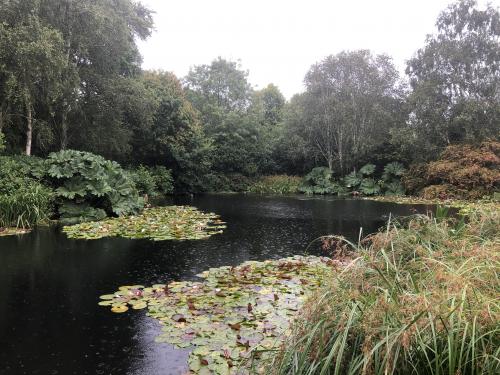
[406,141,500,199]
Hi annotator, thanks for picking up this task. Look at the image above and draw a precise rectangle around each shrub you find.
[425,141,499,199]
[129,165,174,197]
[299,167,340,195]
[382,161,406,196]
[204,173,252,192]
[270,207,500,375]
[402,163,429,195]
[46,150,144,223]
[150,166,174,195]
[248,175,301,194]
[405,141,500,199]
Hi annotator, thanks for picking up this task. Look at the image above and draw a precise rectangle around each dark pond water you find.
[0,194,434,375]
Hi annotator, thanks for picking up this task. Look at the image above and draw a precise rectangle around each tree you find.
[131,71,213,190]
[403,0,500,160]
[184,58,266,178]
[302,50,404,174]
[0,17,68,155]
[0,0,154,155]
[185,57,252,128]
[251,84,286,127]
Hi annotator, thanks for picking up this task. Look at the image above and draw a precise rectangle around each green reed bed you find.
[270,206,500,375]
[0,184,53,229]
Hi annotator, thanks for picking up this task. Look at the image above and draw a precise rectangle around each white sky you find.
[137,0,494,98]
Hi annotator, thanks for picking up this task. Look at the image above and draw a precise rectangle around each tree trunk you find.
[60,108,68,150]
[25,102,32,156]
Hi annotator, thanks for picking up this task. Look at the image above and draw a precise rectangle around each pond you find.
[0,194,434,375]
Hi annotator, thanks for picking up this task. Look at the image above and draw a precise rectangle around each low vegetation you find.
[247,175,302,194]
[297,162,405,196]
[269,206,500,375]
[98,256,331,374]
[408,141,499,200]
[0,156,53,230]
[63,206,226,241]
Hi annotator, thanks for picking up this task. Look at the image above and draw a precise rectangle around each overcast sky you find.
[137,0,493,98]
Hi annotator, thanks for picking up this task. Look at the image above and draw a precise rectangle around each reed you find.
[269,206,500,375]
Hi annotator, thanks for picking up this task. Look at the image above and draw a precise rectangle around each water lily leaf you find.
[99,294,116,300]
[111,305,128,313]
[131,302,147,310]
[98,256,333,373]
[63,206,226,241]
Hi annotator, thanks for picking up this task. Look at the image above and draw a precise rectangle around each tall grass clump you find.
[269,207,499,375]
[0,155,53,229]
[248,175,302,194]
[0,183,53,228]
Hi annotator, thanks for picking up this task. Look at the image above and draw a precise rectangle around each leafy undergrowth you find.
[99,256,335,374]
[269,208,500,375]
[0,227,31,237]
[63,206,226,240]
[247,175,302,194]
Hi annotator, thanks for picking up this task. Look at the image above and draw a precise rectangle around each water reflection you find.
[0,194,433,374]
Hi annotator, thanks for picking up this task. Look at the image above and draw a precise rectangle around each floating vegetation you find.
[63,206,226,240]
[364,196,500,216]
[98,256,334,374]
[0,227,31,237]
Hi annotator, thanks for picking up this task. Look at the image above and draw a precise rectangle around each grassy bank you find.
[269,205,499,375]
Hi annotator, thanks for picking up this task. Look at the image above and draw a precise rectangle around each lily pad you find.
[98,256,333,373]
[63,206,226,241]
[111,305,129,313]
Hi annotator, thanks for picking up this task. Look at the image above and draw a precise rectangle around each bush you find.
[270,207,500,375]
[299,163,406,196]
[248,175,301,194]
[46,150,144,223]
[299,167,340,195]
[405,141,500,199]
[129,165,174,197]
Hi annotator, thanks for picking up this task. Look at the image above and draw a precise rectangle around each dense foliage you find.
[402,141,500,199]
[270,206,500,375]
[298,163,406,197]
[45,150,144,224]
[0,155,53,228]
[0,0,498,195]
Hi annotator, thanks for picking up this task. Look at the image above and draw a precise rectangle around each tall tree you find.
[403,0,500,160]
[184,58,266,177]
[302,50,404,174]
[0,0,154,155]
[0,17,67,155]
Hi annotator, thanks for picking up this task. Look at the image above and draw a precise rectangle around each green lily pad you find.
[63,206,226,241]
[98,256,333,373]
[111,305,129,313]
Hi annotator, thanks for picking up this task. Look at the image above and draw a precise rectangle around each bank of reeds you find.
[269,206,500,375]
[0,184,53,229]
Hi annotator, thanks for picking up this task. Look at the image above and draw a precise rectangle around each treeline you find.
[0,0,498,192]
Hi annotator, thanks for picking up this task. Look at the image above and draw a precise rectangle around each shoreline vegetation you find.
[94,202,499,374]
[268,204,500,375]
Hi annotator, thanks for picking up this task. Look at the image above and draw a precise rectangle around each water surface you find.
[0,194,433,375]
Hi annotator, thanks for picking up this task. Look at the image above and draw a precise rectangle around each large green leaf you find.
[359,163,376,176]
[360,178,381,195]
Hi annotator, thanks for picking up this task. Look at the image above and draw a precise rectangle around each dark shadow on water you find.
[0,194,434,374]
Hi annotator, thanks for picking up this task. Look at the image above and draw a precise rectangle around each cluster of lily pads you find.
[0,227,31,237]
[63,206,226,240]
[98,256,334,374]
